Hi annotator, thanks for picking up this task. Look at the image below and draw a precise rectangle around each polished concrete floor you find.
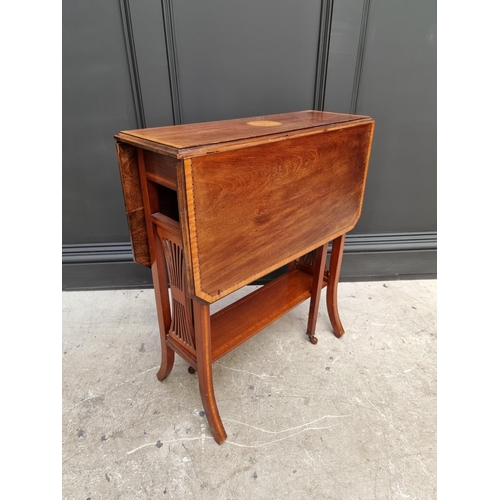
[62,280,436,499]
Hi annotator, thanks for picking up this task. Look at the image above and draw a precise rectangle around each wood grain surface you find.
[210,267,324,361]
[115,110,370,158]
[115,142,151,267]
[143,149,178,190]
[180,121,374,302]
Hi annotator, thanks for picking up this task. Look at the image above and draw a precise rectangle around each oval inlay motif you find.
[247,120,282,127]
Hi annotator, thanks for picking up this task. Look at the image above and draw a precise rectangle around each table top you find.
[179,117,374,302]
[115,110,370,159]
[116,111,374,303]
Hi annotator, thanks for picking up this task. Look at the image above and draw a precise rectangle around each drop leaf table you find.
[115,110,374,444]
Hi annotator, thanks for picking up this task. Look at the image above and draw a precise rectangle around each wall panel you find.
[352,0,437,233]
[172,0,322,123]
[62,0,437,287]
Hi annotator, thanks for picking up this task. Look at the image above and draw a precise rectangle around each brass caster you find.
[188,366,196,374]
[308,335,318,345]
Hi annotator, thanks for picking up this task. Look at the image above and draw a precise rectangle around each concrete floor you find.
[62,280,436,500]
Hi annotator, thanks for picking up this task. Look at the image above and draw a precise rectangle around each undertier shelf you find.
[210,268,327,361]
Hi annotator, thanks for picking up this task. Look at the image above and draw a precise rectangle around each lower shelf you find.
[210,268,326,361]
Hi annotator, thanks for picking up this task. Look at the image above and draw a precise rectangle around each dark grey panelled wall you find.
[62,0,437,289]
[351,0,437,234]
[174,0,322,122]
[63,0,136,244]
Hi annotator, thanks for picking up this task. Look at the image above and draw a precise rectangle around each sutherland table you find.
[115,110,374,444]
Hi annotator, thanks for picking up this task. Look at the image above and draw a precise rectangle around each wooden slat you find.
[166,335,197,369]
[210,269,326,361]
[143,149,178,189]
[151,212,181,233]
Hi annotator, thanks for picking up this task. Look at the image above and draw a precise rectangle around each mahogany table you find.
[115,110,374,444]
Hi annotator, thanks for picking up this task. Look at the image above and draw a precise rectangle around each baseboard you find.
[62,232,436,291]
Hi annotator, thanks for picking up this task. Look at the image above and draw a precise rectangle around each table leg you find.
[327,234,346,338]
[193,300,227,444]
[152,227,175,381]
[306,243,328,344]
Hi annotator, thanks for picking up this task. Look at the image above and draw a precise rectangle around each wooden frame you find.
[115,110,374,444]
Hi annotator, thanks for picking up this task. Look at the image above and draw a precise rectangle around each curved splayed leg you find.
[306,243,328,344]
[152,228,175,381]
[193,301,227,444]
[157,344,175,381]
[326,234,346,338]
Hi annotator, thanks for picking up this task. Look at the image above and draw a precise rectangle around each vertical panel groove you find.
[350,0,371,114]
[119,0,146,128]
[313,0,334,111]
[161,0,183,124]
